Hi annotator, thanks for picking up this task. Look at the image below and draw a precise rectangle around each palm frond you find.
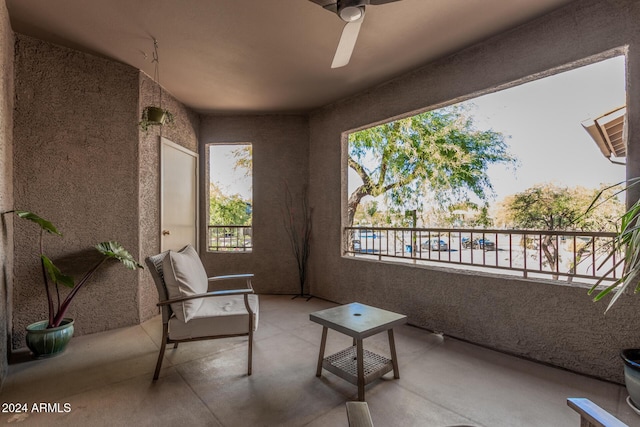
[586,180,640,312]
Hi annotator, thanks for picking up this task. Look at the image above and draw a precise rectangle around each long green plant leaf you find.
[95,241,143,270]
[15,210,61,236]
[41,255,75,289]
[586,180,640,312]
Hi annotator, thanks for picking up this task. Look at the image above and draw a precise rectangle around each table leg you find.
[316,326,328,377]
[356,338,365,401]
[388,329,400,379]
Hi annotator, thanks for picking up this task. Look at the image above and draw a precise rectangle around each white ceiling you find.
[6,0,577,114]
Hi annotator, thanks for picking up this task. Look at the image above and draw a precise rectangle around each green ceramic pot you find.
[25,318,74,358]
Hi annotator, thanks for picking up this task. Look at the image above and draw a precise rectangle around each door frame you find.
[160,137,199,252]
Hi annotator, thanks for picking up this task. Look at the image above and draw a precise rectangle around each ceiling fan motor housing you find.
[337,0,368,21]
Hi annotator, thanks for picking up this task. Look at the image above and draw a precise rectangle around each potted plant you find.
[139,39,174,132]
[587,178,640,411]
[139,105,174,131]
[4,210,143,358]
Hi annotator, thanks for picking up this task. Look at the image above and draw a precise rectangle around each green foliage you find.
[499,183,622,232]
[95,241,143,270]
[41,255,74,289]
[365,200,379,219]
[209,193,252,225]
[498,183,624,280]
[16,210,61,236]
[3,210,143,328]
[208,148,252,226]
[139,106,174,132]
[347,105,514,226]
[232,145,253,178]
[470,205,493,228]
[585,178,640,312]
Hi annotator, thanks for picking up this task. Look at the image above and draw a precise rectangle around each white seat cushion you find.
[162,245,209,322]
[168,294,259,340]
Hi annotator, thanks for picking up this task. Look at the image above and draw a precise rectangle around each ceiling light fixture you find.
[339,6,364,22]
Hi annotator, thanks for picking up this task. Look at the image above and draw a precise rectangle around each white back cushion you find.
[162,245,208,322]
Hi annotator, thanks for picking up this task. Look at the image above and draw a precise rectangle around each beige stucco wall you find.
[308,0,640,383]
[9,35,200,351]
[137,73,200,322]
[0,0,14,386]
[4,0,639,387]
[12,35,141,348]
[199,115,309,294]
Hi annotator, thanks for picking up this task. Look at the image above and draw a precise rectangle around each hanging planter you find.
[146,106,166,124]
[139,39,174,132]
[139,106,174,131]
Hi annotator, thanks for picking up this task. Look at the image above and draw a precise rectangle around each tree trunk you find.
[541,235,559,280]
[346,186,371,252]
[567,240,591,284]
[347,185,370,228]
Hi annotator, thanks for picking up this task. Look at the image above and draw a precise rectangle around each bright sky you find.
[468,55,626,201]
[349,55,627,205]
[212,56,627,208]
[209,144,252,200]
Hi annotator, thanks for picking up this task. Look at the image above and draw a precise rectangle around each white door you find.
[161,137,198,251]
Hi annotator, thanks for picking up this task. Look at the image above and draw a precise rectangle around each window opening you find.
[207,143,253,252]
[345,55,627,284]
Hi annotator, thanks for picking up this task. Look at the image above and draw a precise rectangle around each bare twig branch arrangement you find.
[283,182,312,297]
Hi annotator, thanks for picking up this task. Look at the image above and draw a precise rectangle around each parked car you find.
[352,239,377,254]
[472,238,496,251]
[422,239,448,251]
[461,237,496,251]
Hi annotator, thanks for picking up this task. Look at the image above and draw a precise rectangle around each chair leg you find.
[247,325,253,376]
[153,324,169,381]
[173,342,179,349]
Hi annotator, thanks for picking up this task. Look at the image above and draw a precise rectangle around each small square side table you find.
[310,302,407,401]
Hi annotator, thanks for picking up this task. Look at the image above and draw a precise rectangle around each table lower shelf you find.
[322,346,394,386]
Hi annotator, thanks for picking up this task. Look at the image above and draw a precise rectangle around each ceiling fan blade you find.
[331,13,364,68]
[369,0,401,4]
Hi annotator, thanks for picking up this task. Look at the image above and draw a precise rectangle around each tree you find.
[498,183,624,278]
[209,183,251,226]
[499,183,622,232]
[232,145,252,178]
[348,105,514,227]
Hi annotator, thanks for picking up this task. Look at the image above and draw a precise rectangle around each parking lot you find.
[349,230,618,282]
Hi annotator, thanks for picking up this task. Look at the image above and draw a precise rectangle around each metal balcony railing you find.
[343,227,619,283]
[208,225,252,252]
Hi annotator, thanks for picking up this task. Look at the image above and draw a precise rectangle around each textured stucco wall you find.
[308,0,640,383]
[0,0,14,386]
[12,35,141,348]
[137,72,199,322]
[199,115,309,294]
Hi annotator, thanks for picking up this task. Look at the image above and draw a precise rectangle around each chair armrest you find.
[158,288,254,306]
[346,402,374,427]
[566,398,628,427]
[208,273,254,282]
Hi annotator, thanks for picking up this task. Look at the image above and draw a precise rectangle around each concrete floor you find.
[0,295,636,426]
